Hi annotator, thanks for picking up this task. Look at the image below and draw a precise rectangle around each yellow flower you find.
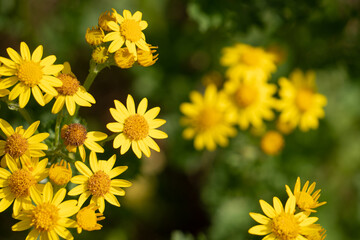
[68,152,132,213]
[260,131,284,156]
[180,84,237,151]
[61,123,107,162]
[85,26,105,46]
[107,94,167,158]
[114,47,136,68]
[103,9,150,58]
[286,177,327,213]
[249,196,318,239]
[92,46,109,64]
[44,62,96,116]
[76,203,105,234]
[98,10,117,32]
[224,76,277,130]
[0,42,63,108]
[0,119,49,168]
[49,160,72,186]
[277,69,327,131]
[137,45,159,67]
[220,43,276,82]
[12,182,79,240]
[305,224,327,240]
[0,155,48,216]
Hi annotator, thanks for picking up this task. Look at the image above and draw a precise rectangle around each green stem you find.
[18,108,33,124]
[100,133,117,145]
[83,60,107,91]
[54,110,64,147]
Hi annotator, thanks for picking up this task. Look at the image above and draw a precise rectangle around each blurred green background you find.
[1,0,360,239]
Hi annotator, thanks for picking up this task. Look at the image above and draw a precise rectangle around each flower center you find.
[296,192,316,210]
[123,114,149,141]
[56,74,80,96]
[5,133,29,158]
[295,88,314,112]
[87,171,111,197]
[241,49,262,66]
[196,107,222,132]
[17,61,43,87]
[120,19,142,42]
[261,131,284,155]
[32,203,59,232]
[272,213,300,240]
[8,169,35,198]
[235,85,258,108]
[77,204,103,231]
[49,160,72,186]
[61,123,87,147]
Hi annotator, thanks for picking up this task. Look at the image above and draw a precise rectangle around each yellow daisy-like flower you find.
[137,44,159,67]
[44,62,96,116]
[68,151,132,213]
[107,94,167,158]
[286,177,327,213]
[277,69,327,132]
[103,9,150,58]
[0,42,63,108]
[60,123,108,162]
[76,203,105,234]
[260,130,284,156]
[180,84,237,151]
[49,160,72,186]
[0,119,49,168]
[220,43,277,82]
[12,182,79,240]
[224,75,277,130]
[0,155,48,216]
[249,196,318,240]
[114,47,136,69]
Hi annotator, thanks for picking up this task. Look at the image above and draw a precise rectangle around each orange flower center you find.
[49,160,72,186]
[235,85,258,108]
[196,107,221,132]
[5,133,29,158]
[295,88,314,112]
[61,123,87,147]
[87,171,111,197]
[120,19,142,42]
[17,61,43,87]
[272,212,300,240]
[56,73,80,96]
[8,169,35,198]
[123,114,149,141]
[32,203,59,232]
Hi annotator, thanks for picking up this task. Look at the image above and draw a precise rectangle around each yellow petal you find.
[0,118,14,136]
[19,87,31,108]
[20,42,30,60]
[259,199,276,218]
[126,94,136,115]
[109,166,128,179]
[149,129,168,139]
[104,192,120,207]
[75,161,93,177]
[31,86,45,106]
[137,98,148,115]
[23,121,40,139]
[32,45,43,62]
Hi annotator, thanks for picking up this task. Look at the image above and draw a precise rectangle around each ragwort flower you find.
[12,182,79,240]
[76,203,105,234]
[68,152,132,213]
[0,42,63,108]
[49,160,72,186]
[107,95,167,158]
[0,119,48,168]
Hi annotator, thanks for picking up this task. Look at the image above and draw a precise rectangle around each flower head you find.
[92,46,109,64]
[61,123,107,162]
[0,119,49,168]
[137,45,159,67]
[0,155,48,216]
[68,152,132,213]
[260,130,284,155]
[286,177,327,213]
[107,95,167,158]
[249,196,318,240]
[0,42,63,108]
[305,224,327,240]
[44,62,96,116]
[49,160,72,186]
[76,203,105,234]
[277,69,327,131]
[103,9,150,59]
[180,84,237,151]
[12,182,79,240]
[85,27,104,46]
[114,47,136,68]
[98,10,117,32]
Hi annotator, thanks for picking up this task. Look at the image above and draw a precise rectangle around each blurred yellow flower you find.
[0,155,48,216]
[286,177,327,213]
[220,43,276,82]
[0,119,48,168]
[68,152,132,213]
[44,62,96,116]
[107,95,167,158]
[249,196,318,239]
[277,69,327,131]
[49,160,72,186]
[0,42,63,108]
[224,76,277,130]
[85,26,105,46]
[76,203,105,234]
[12,182,79,240]
[61,123,107,162]
[260,130,284,155]
[103,9,150,58]
[180,84,237,151]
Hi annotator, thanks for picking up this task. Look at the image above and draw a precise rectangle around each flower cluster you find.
[0,8,167,240]
[180,43,327,155]
[85,9,158,68]
[249,177,327,240]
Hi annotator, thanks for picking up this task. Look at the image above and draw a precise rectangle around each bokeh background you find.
[1,0,360,239]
